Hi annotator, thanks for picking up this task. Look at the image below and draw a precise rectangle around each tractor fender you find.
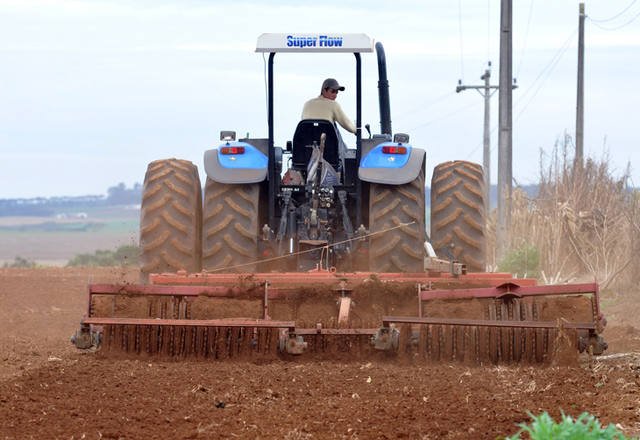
[358,143,425,185]
[203,141,268,184]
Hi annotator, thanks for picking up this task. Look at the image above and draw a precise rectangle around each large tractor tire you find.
[430,160,486,272]
[202,179,260,273]
[369,170,426,272]
[139,159,202,282]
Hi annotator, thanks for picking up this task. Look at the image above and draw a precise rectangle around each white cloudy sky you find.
[1,0,639,198]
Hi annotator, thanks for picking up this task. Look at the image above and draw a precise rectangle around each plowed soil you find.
[1,267,639,439]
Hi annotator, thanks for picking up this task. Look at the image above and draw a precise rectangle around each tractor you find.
[72,34,607,363]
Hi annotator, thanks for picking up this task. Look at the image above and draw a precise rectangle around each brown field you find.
[0,216,137,266]
[0,267,639,439]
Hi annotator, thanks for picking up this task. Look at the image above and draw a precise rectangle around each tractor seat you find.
[291,119,343,170]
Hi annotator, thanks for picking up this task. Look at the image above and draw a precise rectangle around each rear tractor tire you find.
[368,170,426,272]
[430,160,486,272]
[202,179,260,273]
[139,159,202,282]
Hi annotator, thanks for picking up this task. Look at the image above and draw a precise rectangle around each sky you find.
[0,0,639,198]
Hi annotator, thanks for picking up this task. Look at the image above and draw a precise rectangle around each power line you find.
[486,0,490,60]
[465,123,498,161]
[406,99,482,133]
[589,0,637,22]
[516,0,535,78]
[514,28,578,122]
[588,9,640,30]
[394,91,456,120]
[458,0,466,80]
[456,65,501,206]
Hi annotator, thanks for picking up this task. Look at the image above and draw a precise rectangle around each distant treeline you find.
[0,182,540,217]
[0,183,142,217]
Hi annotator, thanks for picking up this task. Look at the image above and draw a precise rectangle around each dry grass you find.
[488,137,639,289]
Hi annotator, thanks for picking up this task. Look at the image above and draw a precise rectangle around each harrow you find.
[72,270,607,364]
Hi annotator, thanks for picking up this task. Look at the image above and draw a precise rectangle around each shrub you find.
[66,244,139,267]
[507,411,629,440]
[3,256,37,268]
[498,244,540,278]
[487,136,639,288]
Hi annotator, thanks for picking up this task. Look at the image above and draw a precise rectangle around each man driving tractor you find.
[301,78,357,134]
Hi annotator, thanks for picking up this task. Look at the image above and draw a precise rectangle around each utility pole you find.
[456,63,499,215]
[575,2,585,169]
[497,0,513,262]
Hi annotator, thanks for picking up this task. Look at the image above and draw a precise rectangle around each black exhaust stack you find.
[375,42,392,136]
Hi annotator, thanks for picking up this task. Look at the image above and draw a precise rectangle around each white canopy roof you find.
[256,33,374,53]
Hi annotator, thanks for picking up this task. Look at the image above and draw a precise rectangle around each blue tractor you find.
[139,34,486,278]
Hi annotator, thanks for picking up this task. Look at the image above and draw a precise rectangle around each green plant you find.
[507,411,629,440]
[66,244,139,267]
[3,256,37,268]
[498,244,540,278]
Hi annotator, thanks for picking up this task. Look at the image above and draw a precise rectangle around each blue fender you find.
[358,142,425,185]
[203,141,268,184]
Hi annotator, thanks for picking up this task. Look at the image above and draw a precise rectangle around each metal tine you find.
[158,326,165,356]
[166,326,175,357]
[111,325,120,352]
[153,325,162,355]
[186,327,194,357]
[185,326,195,357]
[471,326,480,364]
[460,325,470,364]
[424,325,432,361]
[208,327,218,359]
[148,325,156,355]
[173,326,181,357]
[205,327,213,358]
[243,327,255,356]
[442,325,454,361]
[256,327,267,354]
[133,325,141,355]
[431,325,441,362]
[119,325,127,352]
[268,328,279,354]
[397,324,409,359]
[250,327,259,355]
[102,325,111,352]
[455,325,466,362]
[229,327,240,358]
[204,327,213,358]
[194,327,204,358]
[216,327,229,360]
[186,326,194,357]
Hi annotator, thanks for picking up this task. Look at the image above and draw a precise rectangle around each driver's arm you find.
[333,103,357,134]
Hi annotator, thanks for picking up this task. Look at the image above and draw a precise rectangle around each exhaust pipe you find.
[375,42,392,136]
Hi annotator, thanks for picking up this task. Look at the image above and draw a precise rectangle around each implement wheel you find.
[139,159,202,282]
[368,169,426,272]
[202,179,260,272]
[430,160,486,272]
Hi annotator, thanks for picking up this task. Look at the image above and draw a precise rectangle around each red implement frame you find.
[74,271,607,359]
[80,272,603,335]
[149,270,538,288]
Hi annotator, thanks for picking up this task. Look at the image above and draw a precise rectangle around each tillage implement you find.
[72,34,607,363]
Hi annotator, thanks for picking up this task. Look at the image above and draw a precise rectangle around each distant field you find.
[0,207,139,266]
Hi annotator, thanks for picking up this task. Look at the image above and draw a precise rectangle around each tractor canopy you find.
[256,33,374,53]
